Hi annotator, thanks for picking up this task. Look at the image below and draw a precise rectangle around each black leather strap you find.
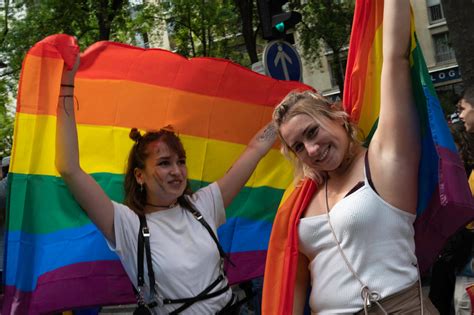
[167,275,229,314]
[136,215,156,294]
[186,204,235,267]
[137,216,145,288]
[165,275,226,305]
[134,200,233,314]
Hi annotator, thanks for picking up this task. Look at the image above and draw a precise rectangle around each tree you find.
[233,0,259,64]
[1,0,161,83]
[162,0,243,62]
[0,0,162,155]
[440,0,474,90]
[295,0,354,98]
[0,79,13,158]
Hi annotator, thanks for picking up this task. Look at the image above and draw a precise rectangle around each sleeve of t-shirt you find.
[107,201,140,257]
[190,182,225,229]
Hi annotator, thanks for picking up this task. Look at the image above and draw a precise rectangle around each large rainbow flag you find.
[262,0,474,314]
[2,34,313,314]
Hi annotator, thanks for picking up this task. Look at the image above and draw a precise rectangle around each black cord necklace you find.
[325,176,330,212]
[145,201,178,209]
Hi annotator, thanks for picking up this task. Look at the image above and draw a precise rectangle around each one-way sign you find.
[263,40,302,82]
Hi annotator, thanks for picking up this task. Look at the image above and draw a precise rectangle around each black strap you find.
[364,151,379,195]
[134,201,233,314]
[185,204,235,267]
[164,275,226,305]
[136,215,156,295]
[167,275,229,314]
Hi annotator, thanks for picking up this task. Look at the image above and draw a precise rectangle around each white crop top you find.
[298,167,418,314]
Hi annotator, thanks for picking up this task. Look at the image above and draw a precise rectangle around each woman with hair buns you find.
[265,0,438,314]
[55,54,277,314]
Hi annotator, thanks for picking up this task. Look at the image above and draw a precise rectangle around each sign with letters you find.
[430,66,461,84]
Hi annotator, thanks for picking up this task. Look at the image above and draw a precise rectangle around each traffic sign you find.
[263,40,302,81]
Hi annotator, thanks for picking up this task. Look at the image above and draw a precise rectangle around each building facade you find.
[299,0,462,109]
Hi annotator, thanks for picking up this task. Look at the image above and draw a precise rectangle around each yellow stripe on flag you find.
[13,113,293,189]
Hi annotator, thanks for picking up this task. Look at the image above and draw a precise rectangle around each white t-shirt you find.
[108,182,232,314]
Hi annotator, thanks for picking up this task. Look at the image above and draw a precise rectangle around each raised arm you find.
[216,123,277,207]
[55,55,115,243]
[369,0,420,213]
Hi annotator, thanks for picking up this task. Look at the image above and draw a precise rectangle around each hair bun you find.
[129,128,142,143]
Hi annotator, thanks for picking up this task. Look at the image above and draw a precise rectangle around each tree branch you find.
[0,0,10,46]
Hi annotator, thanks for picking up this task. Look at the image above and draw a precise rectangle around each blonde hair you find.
[272,90,363,184]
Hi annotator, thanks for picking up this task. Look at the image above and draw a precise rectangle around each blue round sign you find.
[263,40,302,82]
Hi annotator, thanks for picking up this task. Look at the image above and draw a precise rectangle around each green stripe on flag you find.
[8,173,284,234]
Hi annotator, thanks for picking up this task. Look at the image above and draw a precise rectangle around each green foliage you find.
[294,0,354,96]
[0,79,13,157]
[0,0,164,82]
[161,0,249,65]
[0,0,164,155]
[296,0,354,66]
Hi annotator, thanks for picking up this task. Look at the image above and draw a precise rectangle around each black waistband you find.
[151,274,229,315]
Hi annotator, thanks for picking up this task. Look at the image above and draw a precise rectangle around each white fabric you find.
[108,182,232,315]
[454,275,474,315]
[298,171,418,314]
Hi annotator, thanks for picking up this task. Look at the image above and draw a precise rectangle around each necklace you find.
[145,201,178,209]
[324,177,386,313]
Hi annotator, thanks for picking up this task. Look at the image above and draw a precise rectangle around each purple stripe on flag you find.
[2,261,135,315]
[226,250,267,284]
[415,161,474,274]
[438,146,473,207]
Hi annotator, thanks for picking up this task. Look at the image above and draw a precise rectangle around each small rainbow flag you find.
[262,0,474,313]
[3,34,312,314]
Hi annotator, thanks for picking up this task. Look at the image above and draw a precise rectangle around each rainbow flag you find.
[3,34,312,314]
[343,0,474,272]
[262,0,474,313]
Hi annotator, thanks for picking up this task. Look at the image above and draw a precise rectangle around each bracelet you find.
[61,84,74,88]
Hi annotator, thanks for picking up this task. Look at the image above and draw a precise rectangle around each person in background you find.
[429,118,474,315]
[452,88,474,315]
[459,88,474,134]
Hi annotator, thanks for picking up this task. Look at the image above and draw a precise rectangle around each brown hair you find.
[124,127,193,214]
[463,87,474,108]
[272,90,363,184]
[450,122,474,175]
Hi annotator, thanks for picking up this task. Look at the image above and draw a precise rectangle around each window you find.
[426,0,444,23]
[328,54,347,88]
[433,32,456,63]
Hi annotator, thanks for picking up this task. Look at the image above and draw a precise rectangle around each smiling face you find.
[135,140,188,206]
[459,98,474,133]
[279,113,350,172]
